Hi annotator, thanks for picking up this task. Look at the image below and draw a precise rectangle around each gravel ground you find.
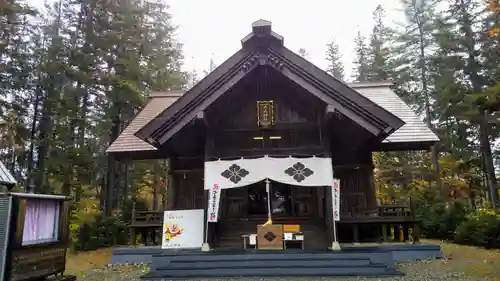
[77,261,494,281]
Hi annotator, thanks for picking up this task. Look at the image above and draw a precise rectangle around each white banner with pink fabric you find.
[332,178,340,222]
[207,184,221,222]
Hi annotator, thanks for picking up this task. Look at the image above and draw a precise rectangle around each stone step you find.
[157,258,373,270]
[141,266,402,279]
[151,251,394,268]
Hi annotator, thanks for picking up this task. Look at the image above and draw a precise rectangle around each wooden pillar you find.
[161,159,168,210]
[387,224,393,240]
[129,202,136,245]
[204,129,215,248]
[324,186,334,245]
[412,223,420,243]
[166,159,176,211]
[409,196,420,243]
[364,161,378,208]
[393,224,400,241]
[104,154,116,216]
[403,224,410,241]
[382,224,388,242]
[352,224,359,243]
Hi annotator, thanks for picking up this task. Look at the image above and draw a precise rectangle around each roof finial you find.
[252,19,272,35]
[241,19,283,48]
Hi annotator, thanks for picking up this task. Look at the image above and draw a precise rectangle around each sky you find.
[27,0,408,78]
[167,0,407,78]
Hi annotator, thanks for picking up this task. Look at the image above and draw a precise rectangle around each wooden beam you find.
[279,66,382,136]
[325,105,336,119]
[193,111,210,129]
[135,49,250,142]
[155,58,258,146]
[274,47,404,132]
[169,169,203,175]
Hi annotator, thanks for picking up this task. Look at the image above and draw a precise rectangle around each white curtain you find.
[204,156,334,190]
[22,199,60,245]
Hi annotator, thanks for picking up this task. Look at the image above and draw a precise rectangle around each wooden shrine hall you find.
[106,20,439,250]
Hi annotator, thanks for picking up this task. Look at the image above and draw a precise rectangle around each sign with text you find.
[332,178,340,221]
[207,184,221,222]
[162,209,204,249]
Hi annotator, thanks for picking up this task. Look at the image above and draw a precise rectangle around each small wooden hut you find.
[0,162,74,281]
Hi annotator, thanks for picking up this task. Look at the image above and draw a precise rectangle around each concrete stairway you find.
[140,250,402,279]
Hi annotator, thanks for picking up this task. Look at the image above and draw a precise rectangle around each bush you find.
[416,200,469,240]
[454,209,500,249]
[69,203,129,252]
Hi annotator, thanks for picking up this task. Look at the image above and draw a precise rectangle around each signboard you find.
[256,100,275,127]
[162,209,204,249]
[332,178,340,221]
[207,184,221,222]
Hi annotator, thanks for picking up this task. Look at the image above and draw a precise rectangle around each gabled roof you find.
[349,82,439,144]
[135,20,404,147]
[106,82,438,154]
[106,91,183,153]
[0,160,17,186]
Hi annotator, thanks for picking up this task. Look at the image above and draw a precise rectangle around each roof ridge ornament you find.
[242,53,260,72]
[266,54,284,70]
[241,52,284,72]
[241,19,284,49]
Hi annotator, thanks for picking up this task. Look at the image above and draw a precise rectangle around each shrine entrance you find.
[214,183,328,249]
[222,181,321,220]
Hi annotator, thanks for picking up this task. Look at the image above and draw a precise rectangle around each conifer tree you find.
[325,38,345,80]
[367,5,392,81]
[352,31,371,82]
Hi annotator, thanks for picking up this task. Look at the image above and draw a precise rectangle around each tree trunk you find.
[479,115,498,207]
[457,0,498,208]
[26,86,41,190]
[416,12,444,199]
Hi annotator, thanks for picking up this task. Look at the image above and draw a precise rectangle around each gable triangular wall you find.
[134,20,404,148]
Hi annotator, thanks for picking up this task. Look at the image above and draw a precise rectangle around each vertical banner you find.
[332,178,340,221]
[207,184,221,222]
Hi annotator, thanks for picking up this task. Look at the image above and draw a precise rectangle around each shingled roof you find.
[106,91,183,153]
[107,82,438,154]
[349,82,439,144]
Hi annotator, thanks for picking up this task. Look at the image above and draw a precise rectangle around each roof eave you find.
[134,48,253,146]
[134,20,405,147]
[274,47,405,137]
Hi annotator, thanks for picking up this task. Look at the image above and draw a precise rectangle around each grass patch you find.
[422,239,500,279]
[65,248,113,276]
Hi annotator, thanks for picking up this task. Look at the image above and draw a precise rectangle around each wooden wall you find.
[331,144,377,215]
[169,171,204,210]
[335,167,376,215]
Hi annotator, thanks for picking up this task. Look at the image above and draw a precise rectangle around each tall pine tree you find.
[352,31,371,82]
[325,38,345,80]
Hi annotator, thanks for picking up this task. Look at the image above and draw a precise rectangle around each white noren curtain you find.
[204,156,334,190]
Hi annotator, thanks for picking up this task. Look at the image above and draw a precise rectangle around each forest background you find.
[1,0,499,250]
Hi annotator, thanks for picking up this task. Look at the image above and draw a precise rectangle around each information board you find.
[161,209,204,249]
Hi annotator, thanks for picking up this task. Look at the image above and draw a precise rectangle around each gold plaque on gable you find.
[257,100,275,128]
